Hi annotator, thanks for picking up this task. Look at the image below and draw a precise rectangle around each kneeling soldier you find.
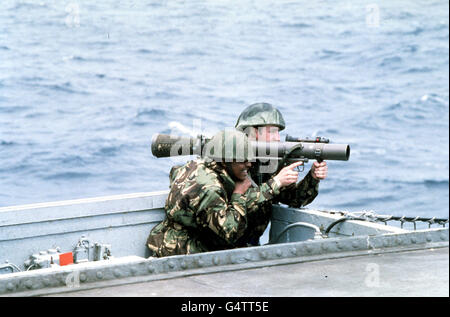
[147,129,303,257]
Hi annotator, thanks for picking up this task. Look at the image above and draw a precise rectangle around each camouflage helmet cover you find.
[204,130,255,162]
[235,102,286,131]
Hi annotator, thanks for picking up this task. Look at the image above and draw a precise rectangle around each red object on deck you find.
[59,252,74,266]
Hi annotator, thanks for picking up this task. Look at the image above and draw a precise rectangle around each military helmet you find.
[235,102,286,131]
[204,130,255,162]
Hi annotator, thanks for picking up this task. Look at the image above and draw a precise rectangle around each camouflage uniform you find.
[240,164,319,246]
[147,159,282,257]
[234,102,320,245]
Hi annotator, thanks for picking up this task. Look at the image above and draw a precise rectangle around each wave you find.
[85,40,115,48]
[281,22,312,29]
[10,1,48,10]
[379,56,402,68]
[380,98,444,123]
[386,26,426,37]
[402,66,434,74]
[133,107,169,127]
[338,30,353,37]
[241,55,266,61]
[180,49,207,57]
[0,105,31,113]
[20,76,46,82]
[323,128,340,135]
[402,44,419,53]
[0,140,16,146]
[62,55,115,63]
[384,178,449,188]
[93,145,122,157]
[419,93,448,107]
[39,82,90,95]
[136,108,167,118]
[146,91,179,100]
[424,179,449,188]
[404,26,425,36]
[353,117,382,130]
[332,195,398,208]
[375,95,448,127]
[43,171,94,180]
[397,12,414,20]
[55,155,90,167]
[137,48,156,54]
[384,102,402,111]
[0,162,35,174]
[318,49,341,58]
[24,112,47,119]
[328,176,449,191]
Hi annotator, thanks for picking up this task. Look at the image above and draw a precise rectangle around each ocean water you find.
[0,0,448,223]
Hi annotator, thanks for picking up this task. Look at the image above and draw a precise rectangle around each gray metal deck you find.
[46,247,448,297]
[1,191,448,297]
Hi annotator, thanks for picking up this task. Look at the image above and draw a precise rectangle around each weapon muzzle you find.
[151,133,195,158]
[252,141,350,161]
[300,142,350,161]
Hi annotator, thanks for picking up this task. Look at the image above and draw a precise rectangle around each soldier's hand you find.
[311,161,328,180]
[233,177,252,195]
[273,161,303,188]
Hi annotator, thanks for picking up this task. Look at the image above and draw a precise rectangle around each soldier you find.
[147,130,303,257]
[234,102,328,246]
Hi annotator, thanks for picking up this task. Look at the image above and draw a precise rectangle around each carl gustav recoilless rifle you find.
[151,133,350,173]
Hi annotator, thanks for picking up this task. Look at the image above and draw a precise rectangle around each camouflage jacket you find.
[147,159,319,257]
[249,162,320,208]
[241,163,319,246]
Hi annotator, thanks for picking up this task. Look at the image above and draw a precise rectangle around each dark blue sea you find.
[0,0,448,223]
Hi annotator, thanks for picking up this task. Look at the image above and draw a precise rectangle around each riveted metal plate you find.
[1,193,448,297]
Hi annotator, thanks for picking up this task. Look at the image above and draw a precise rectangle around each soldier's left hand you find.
[311,161,328,180]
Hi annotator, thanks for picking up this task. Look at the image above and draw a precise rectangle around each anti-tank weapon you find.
[151,133,350,173]
[256,134,349,173]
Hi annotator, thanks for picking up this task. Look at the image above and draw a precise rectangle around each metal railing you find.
[322,210,449,234]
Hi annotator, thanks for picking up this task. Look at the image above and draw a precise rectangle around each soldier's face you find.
[256,125,280,142]
[231,161,252,181]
